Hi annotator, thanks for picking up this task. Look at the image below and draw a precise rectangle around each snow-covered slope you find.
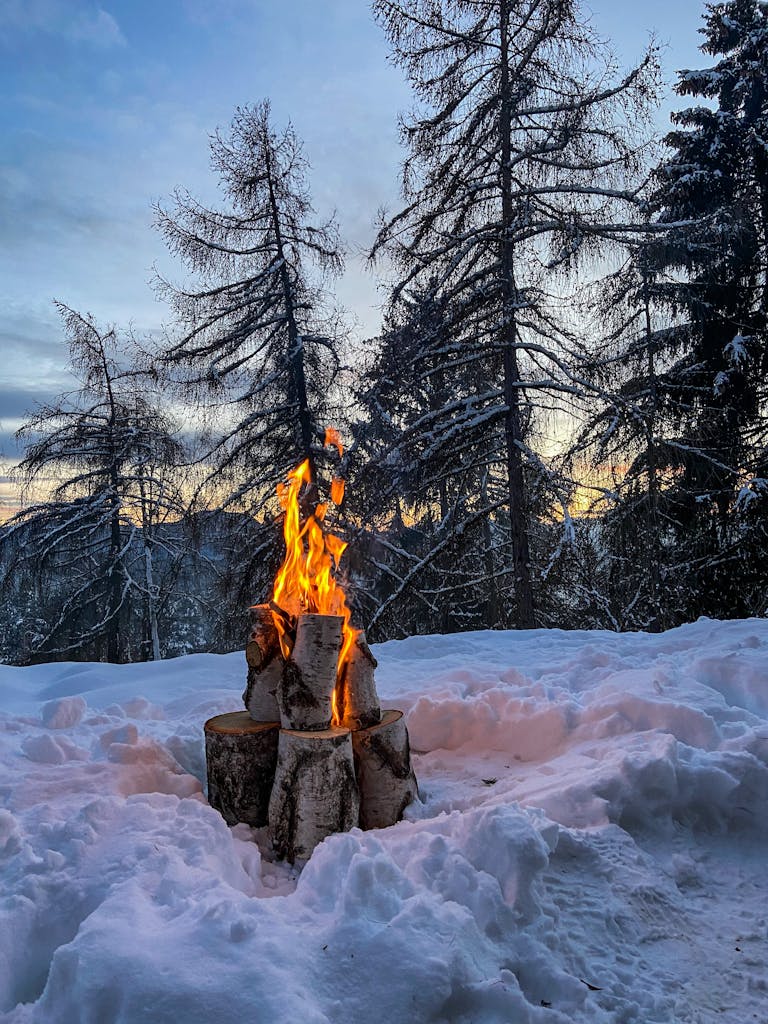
[1,619,767,1023]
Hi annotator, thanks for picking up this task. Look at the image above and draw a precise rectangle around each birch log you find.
[353,710,418,830]
[338,630,381,731]
[243,604,281,721]
[204,711,280,826]
[268,726,359,863]
[278,613,343,730]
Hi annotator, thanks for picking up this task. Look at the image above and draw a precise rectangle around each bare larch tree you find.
[369,0,658,628]
[1,305,183,662]
[155,102,346,526]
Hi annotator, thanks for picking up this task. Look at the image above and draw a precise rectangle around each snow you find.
[725,333,749,367]
[1,619,768,1023]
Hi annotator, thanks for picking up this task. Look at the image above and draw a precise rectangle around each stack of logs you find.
[204,605,418,863]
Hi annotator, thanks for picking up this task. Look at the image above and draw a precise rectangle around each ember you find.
[204,430,418,863]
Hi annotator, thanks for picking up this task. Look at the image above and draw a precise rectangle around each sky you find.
[0,0,707,513]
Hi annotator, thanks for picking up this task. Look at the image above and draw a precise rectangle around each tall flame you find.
[271,430,358,724]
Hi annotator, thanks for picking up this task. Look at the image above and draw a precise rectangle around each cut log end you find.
[205,711,278,736]
[204,712,280,827]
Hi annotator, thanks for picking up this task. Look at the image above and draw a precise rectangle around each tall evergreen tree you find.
[630,0,768,619]
[569,246,686,631]
[368,0,657,628]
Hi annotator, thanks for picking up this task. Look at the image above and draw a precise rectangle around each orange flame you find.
[271,431,357,725]
[330,477,345,505]
[324,426,344,457]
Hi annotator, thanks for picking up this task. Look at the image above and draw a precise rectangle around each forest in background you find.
[2,0,768,665]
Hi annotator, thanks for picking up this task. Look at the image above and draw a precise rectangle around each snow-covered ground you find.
[1,619,768,1023]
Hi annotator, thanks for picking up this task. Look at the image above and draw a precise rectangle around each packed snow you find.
[1,619,768,1023]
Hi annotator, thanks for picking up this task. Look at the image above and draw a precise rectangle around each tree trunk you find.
[268,726,359,862]
[107,492,123,662]
[144,538,161,661]
[337,631,381,731]
[643,270,663,632]
[499,0,535,629]
[205,712,280,826]
[481,469,504,628]
[352,710,418,830]
[100,327,123,664]
[277,613,343,730]
[263,135,315,472]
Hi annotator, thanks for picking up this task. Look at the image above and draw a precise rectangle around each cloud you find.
[0,1,126,49]
[0,302,70,390]
[69,7,125,47]
[0,389,59,421]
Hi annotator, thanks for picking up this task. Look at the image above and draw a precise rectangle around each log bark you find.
[338,631,381,731]
[277,613,343,730]
[245,661,282,721]
[268,726,359,863]
[243,604,281,721]
[353,710,418,830]
[204,711,280,827]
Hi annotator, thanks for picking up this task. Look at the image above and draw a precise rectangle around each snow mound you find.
[1,618,768,1022]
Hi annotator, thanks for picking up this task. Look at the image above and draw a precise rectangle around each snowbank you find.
[1,619,767,1022]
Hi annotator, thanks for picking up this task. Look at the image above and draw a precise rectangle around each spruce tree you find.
[638,0,768,619]
[354,283,508,636]
[568,244,679,631]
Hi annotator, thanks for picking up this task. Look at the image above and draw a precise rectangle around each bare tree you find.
[1,305,184,663]
[369,0,658,627]
[155,102,346,520]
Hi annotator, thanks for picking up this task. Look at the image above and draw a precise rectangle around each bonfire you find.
[204,430,418,862]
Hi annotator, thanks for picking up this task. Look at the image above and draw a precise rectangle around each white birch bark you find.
[277,613,343,730]
[353,710,418,830]
[338,631,381,730]
[268,725,359,862]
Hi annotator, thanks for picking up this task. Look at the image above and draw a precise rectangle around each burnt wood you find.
[243,604,281,720]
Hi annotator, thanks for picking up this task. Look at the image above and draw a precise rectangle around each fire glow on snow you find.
[2,619,768,1022]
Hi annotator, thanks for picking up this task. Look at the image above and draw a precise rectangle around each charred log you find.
[243,604,281,720]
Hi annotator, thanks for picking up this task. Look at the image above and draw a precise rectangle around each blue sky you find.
[0,0,706,494]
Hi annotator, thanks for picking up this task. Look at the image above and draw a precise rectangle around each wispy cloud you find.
[0,1,126,48]
[70,7,124,47]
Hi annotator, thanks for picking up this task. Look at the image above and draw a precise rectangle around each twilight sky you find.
[0,0,706,506]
